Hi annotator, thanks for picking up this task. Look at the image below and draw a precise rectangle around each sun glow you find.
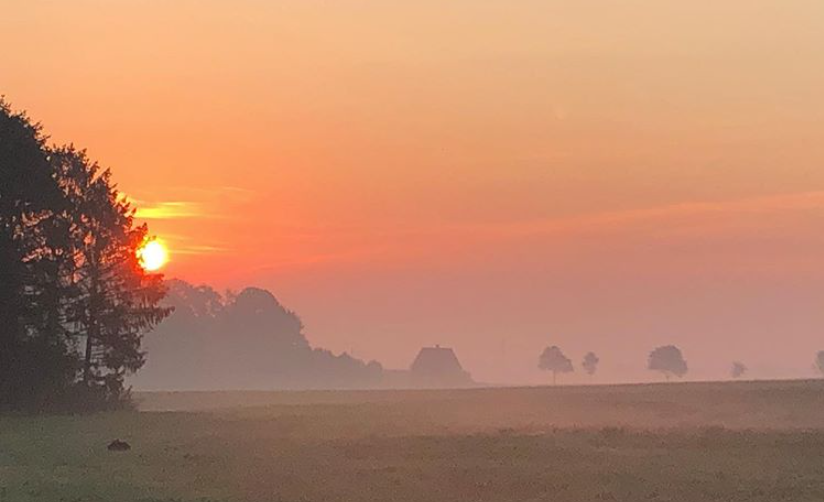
[137,239,169,271]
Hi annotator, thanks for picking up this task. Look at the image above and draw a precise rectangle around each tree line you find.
[0,100,170,412]
[133,280,383,390]
[539,345,824,384]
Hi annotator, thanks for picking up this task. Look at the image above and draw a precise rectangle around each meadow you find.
[3,380,824,502]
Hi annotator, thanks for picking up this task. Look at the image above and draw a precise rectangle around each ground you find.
[2,380,824,501]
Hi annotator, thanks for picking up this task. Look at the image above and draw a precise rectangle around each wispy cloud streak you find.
[467,191,824,239]
[134,201,205,220]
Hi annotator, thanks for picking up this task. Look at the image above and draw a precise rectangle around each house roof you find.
[410,345,466,376]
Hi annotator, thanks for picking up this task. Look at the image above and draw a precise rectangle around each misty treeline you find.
[0,100,169,412]
[132,280,383,390]
[540,344,824,383]
[537,344,711,383]
[537,347,600,384]
[538,344,688,384]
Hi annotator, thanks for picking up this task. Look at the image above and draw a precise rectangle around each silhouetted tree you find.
[582,351,599,378]
[648,345,688,380]
[0,99,69,410]
[0,100,170,411]
[538,346,573,385]
[731,361,747,379]
[816,351,824,377]
[51,147,171,403]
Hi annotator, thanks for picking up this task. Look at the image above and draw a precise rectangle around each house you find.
[409,345,473,387]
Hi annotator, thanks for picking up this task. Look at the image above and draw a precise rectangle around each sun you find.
[137,239,169,272]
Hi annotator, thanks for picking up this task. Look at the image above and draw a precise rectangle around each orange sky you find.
[4,0,824,383]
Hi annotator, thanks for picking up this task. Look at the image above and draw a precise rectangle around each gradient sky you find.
[4,0,824,384]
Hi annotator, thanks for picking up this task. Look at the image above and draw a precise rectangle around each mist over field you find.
[6,381,824,502]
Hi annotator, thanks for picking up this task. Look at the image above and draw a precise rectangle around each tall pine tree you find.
[53,147,171,405]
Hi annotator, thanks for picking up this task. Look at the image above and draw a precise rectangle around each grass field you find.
[3,380,824,501]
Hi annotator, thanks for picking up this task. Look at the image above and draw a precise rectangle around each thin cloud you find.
[471,190,824,239]
[131,186,256,221]
[134,201,205,220]
[173,244,232,256]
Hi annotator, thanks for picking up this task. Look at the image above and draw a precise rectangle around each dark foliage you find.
[0,100,170,413]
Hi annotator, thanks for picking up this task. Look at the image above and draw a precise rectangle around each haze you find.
[4,0,824,385]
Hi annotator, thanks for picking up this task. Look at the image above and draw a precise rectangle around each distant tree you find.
[648,345,688,380]
[730,361,747,379]
[816,351,824,377]
[582,351,599,378]
[538,346,573,385]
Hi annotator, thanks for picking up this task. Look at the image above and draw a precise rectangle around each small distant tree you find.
[539,346,573,385]
[731,361,747,379]
[582,351,599,378]
[816,351,824,377]
[648,345,687,381]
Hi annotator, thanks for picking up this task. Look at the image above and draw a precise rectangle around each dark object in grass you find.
[107,439,131,451]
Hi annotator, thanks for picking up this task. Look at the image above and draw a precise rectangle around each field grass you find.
[3,380,824,501]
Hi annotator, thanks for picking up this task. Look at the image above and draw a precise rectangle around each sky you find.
[3,0,824,384]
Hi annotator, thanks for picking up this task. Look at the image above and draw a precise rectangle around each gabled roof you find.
[410,345,467,377]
